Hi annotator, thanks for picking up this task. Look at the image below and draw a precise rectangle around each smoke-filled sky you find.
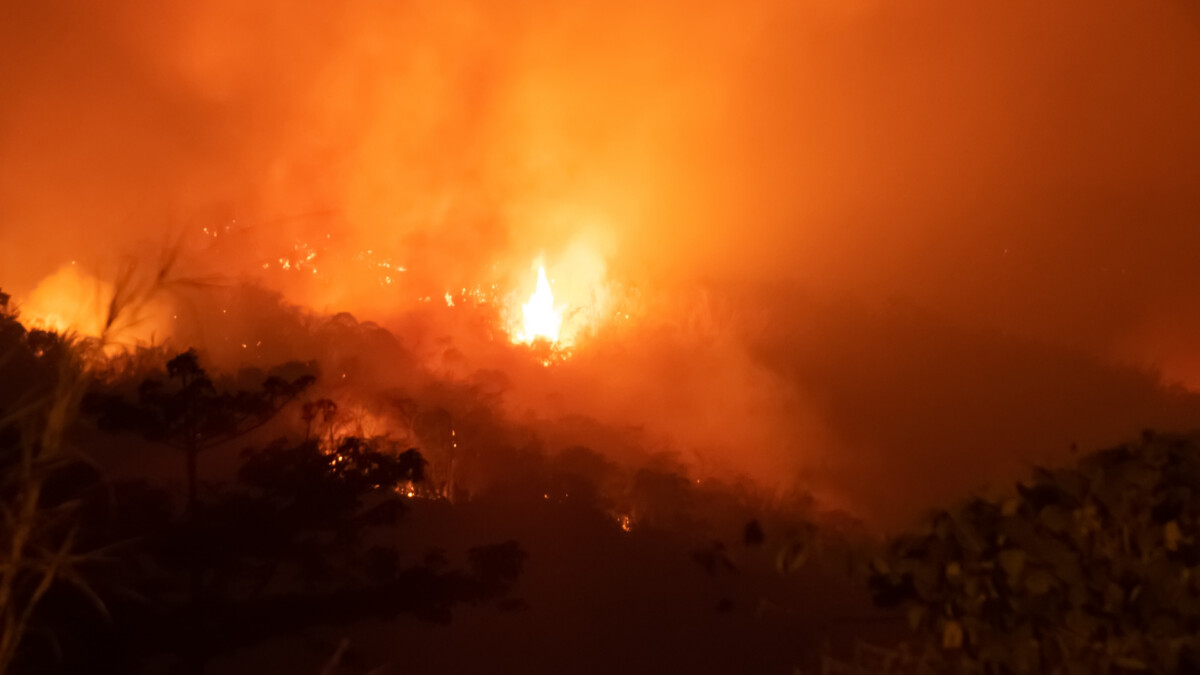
[3,0,1200,527]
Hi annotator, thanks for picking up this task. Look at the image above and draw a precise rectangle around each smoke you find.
[4,0,1200,528]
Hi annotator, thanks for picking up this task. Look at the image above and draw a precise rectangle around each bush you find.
[870,431,1200,674]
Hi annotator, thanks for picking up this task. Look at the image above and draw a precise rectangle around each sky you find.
[3,0,1200,527]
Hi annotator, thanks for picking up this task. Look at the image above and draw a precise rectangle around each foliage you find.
[86,349,314,517]
[116,435,522,667]
[79,349,525,671]
[197,435,427,588]
[93,349,314,451]
[0,323,97,673]
[869,431,1200,674]
[0,271,174,673]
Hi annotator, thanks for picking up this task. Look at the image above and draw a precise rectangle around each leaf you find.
[775,542,808,575]
[1040,504,1068,534]
[945,561,963,583]
[1166,520,1182,552]
[1024,569,1054,595]
[907,605,926,631]
[1113,656,1147,671]
[998,548,1027,579]
[942,620,964,649]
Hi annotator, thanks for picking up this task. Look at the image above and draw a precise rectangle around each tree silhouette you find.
[86,349,313,612]
[88,348,314,517]
[869,431,1200,673]
[80,350,526,673]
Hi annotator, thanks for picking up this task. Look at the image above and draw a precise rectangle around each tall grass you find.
[0,259,174,672]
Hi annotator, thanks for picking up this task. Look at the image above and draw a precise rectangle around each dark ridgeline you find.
[11,284,1200,674]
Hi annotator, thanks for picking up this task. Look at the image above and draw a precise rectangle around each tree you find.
[869,431,1200,674]
[83,351,526,673]
[89,349,314,517]
[86,348,314,618]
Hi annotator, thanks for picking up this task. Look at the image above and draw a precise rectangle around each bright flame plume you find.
[516,266,563,344]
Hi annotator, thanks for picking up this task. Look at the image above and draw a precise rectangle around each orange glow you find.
[4,0,1200,531]
[16,264,170,354]
[20,265,111,337]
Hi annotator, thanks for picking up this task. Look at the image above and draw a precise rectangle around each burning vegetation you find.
[0,286,849,673]
[5,0,1200,672]
[6,259,1200,673]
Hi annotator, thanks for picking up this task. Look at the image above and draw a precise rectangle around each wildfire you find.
[502,245,622,354]
[514,266,563,345]
[19,265,110,337]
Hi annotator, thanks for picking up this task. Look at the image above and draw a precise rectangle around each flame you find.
[17,264,170,352]
[20,265,112,337]
[505,245,618,351]
[516,266,563,344]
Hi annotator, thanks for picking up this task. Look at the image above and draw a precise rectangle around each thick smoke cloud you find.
[3,0,1200,528]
